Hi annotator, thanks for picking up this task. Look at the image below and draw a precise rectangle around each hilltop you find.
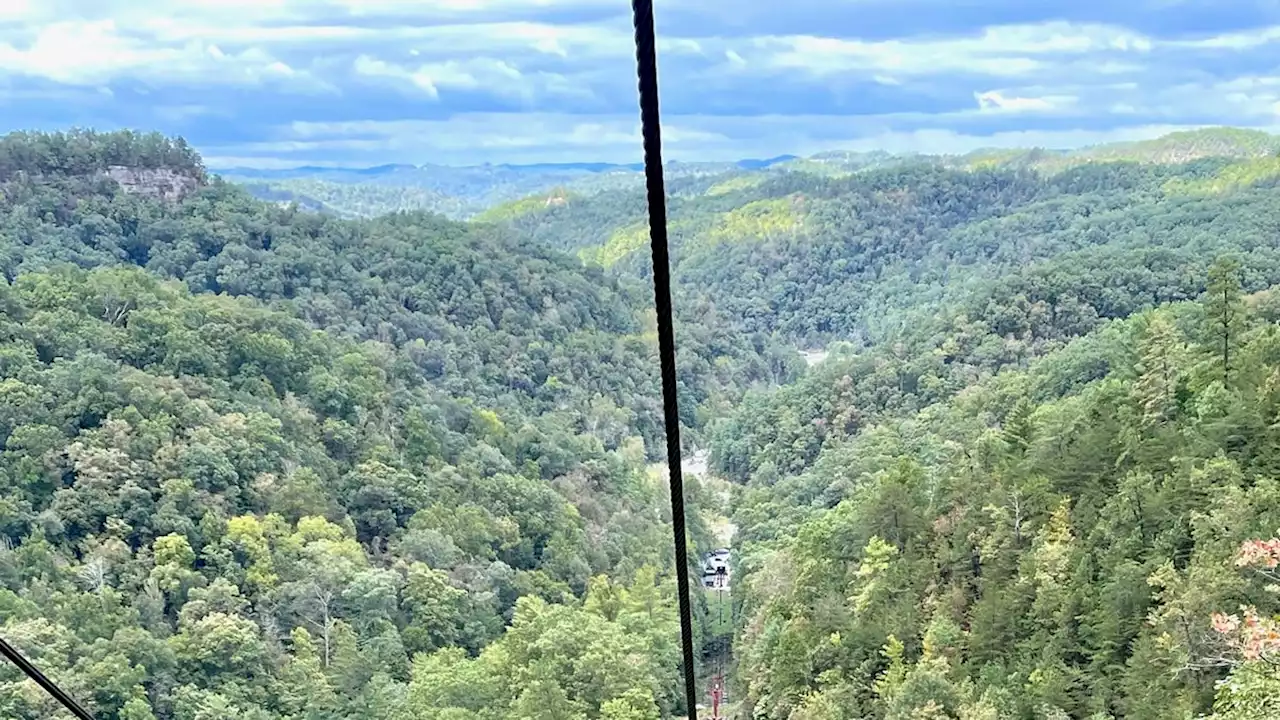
[225,127,1280,220]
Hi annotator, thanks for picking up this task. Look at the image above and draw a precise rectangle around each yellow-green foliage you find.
[1163,156,1280,195]
[269,178,466,217]
[579,222,650,267]
[955,129,1280,176]
[474,189,573,223]
[704,197,803,245]
[706,174,765,196]
[1078,127,1280,164]
[777,158,853,178]
[962,149,1034,170]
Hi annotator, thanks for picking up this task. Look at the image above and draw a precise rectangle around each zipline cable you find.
[0,635,95,719]
[631,1,700,719]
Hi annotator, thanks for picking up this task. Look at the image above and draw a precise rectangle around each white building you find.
[702,548,731,589]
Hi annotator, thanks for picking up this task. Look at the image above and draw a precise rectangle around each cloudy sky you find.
[3,0,1280,167]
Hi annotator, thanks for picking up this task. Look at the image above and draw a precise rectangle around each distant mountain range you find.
[218,154,800,219]
[213,155,799,180]
[219,128,1280,220]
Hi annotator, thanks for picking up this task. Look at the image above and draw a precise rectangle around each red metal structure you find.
[711,676,723,720]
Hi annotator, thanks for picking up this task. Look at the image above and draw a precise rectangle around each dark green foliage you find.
[0,264,691,720]
[729,278,1280,720]
[11,126,1280,720]
[0,129,206,181]
[0,132,785,456]
[1205,256,1246,387]
[0,132,735,720]
[499,155,1280,355]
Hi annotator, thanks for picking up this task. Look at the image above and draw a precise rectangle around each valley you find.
[3,127,1280,719]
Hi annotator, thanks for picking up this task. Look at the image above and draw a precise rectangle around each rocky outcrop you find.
[102,165,201,202]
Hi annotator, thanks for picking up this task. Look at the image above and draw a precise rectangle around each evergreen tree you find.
[1134,314,1184,427]
[1204,256,1246,387]
[1001,397,1036,460]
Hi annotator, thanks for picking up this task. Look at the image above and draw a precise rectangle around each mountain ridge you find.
[223,127,1280,219]
[214,127,1277,177]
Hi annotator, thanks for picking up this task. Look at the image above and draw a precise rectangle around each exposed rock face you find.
[102,165,201,202]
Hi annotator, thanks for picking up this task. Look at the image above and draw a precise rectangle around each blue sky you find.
[3,0,1280,167]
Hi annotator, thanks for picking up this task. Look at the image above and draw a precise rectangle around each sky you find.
[3,0,1280,167]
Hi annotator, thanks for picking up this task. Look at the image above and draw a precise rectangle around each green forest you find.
[4,127,1280,719]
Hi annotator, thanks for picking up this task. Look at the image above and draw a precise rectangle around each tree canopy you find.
[7,128,1280,719]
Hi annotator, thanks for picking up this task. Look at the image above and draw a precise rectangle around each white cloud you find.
[661,38,704,54]
[351,54,592,103]
[22,0,622,30]
[663,124,730,143]
[751,22,1153,79]
[119,16,633,64]
[353,55,440,97]
[140,19,368,45]
[1219,76,1280,92]
[253,114,721,164]
[422,22,629,59]
[11,2,1280,166]
[0,17,328,90]
[285,115,643,152]
[0,20,160,84]
[0,0,32,20]
[975,90,1074,113]
[203,155,360,169]
[326,0,621,14]
[427,59,521,89]
[1131,77,1280,122]
[822,124,1208,156]
[1169,25,1280,50]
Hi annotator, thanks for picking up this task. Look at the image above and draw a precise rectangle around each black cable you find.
[630,2,699,719]
[0,635,95,719]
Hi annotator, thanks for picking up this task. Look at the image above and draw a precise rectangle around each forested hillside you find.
[2,262,718,719]
[7,126,1280,720]
[0,130,793,455]
[485,150,1280,351]
[471,126,1280,719]
[725,264,1280,720]
[0,130,771,720]
[665,132,1280,720]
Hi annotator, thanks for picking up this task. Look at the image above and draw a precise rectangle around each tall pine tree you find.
[1204,257,1246,388]
[1134,314,1185,427]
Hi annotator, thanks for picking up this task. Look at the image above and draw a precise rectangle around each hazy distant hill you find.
[226,127,1280,219]
[219,156,799,218]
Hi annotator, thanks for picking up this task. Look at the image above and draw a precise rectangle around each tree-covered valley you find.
[5,127,1280,719]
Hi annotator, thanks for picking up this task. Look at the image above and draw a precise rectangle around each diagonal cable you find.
[0,635,95,719]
